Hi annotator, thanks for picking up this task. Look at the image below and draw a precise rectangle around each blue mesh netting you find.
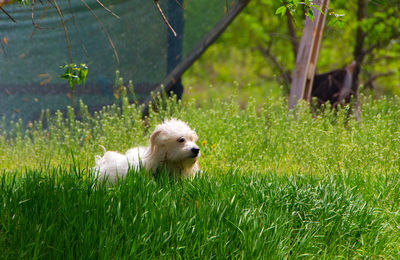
[0,0,236,122]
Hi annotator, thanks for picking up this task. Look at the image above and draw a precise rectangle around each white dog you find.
[93,119,200,181]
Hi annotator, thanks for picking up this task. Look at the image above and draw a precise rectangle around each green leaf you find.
[308,8,314,21]
[311,4,324,15]
[275,6,287,16]
[60,63,89,95]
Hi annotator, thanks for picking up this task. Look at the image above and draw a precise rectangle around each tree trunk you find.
[353,0,367,65]
[286,11,298,59]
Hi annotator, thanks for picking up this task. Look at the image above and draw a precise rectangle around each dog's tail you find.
[95,145,107,165]
[99,145,107,154]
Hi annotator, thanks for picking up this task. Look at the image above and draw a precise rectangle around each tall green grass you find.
[2,93,400,177]
[1,91,400,257]
[1,168,397,258]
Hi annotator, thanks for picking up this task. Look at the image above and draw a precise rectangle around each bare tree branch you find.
[364,71,395,89]
[1,6,16,22]
[353,0,367,64]
[31,0,74,33]
[286,11,298,59]
[362,43,379,58]
[0,35,9,60]
[153,0,177,37]
[81,0,120,64]
[95,0,120,19]
[53,0,73,63]
[257,45,291,91]
[174,0,185,10]
[67,0,88,56]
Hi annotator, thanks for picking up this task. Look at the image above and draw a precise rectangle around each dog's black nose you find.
[191,147,200,156]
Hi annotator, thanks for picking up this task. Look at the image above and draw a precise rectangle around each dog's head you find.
[148,119,200,165]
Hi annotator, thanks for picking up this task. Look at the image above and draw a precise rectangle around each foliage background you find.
[183,0,400,101]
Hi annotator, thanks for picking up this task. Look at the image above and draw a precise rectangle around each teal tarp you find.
[0,0,234,122]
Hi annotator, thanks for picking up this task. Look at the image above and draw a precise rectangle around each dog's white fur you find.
[94,119,200,181]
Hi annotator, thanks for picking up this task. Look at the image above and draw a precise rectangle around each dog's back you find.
[94,151,130,181]
[94,147,148,181]
[125,147,148,169]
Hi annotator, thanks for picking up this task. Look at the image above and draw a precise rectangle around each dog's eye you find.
[177,137,185,143]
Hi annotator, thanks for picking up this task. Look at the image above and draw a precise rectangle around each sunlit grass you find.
[2,92,400,177]
[1,90,400,257]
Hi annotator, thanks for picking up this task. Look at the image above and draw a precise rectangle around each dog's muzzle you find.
[191,147,200,157]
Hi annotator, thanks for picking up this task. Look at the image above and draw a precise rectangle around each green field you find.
[1,93,400,257]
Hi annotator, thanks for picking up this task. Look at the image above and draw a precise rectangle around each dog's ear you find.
[149,130,163,154]
[192,132,198,142]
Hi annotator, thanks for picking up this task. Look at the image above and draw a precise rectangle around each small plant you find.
[276,0,323,20]
[275,0,344,23]
[60,63,88,106]
[113,70,138,104]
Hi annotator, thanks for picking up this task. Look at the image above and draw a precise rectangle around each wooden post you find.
[288,0,329,110]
